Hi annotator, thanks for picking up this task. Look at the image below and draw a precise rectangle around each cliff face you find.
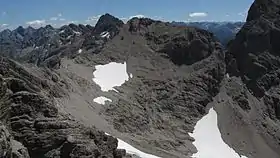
[227,0,280,97]
[224,0,280,157]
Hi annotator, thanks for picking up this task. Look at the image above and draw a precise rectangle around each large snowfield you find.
[92,62,130,92]
[189,108,247,158]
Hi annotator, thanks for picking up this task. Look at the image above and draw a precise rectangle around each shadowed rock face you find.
[225,0,280,157]
[128,18,221,65]
[227,0,280,96]
[227,0,280,97]
[93,13,124,37]
[246,0,280,21]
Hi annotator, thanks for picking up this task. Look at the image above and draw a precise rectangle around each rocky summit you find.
[0,0,280,157]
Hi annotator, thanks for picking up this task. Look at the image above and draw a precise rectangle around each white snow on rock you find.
[66,35,72,39]
[226,73,230,78]
[93,96,112,105]
[78,49,82,54]
[73,31,82,35]
[59,30,65,34]
[92,62,131,92]
[189,108,247,158]
[100,31,111,38]
[105,133,160,158]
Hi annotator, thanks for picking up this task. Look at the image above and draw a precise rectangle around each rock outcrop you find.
[225,0,280,157]
[0,56,125,158]
[93,13,124,38]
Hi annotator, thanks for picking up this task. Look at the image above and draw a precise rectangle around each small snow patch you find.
[78,49,82,54]
[92,62,130,92]
[66,35,72,39]
[73,31,81,35]
[93,96,112,105]
[226,73,230,78]
[189,108,247,158]
[100,31,110,38]
[105,133,160,158]
[59,30,65,34]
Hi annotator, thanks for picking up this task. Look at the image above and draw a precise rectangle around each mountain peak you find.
[93,13,124,36]
[14,26,25,36]
[96,13,122,24]
[45,24,54,30]
[247,0,280,21]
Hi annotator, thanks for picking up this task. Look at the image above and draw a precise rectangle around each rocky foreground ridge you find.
[0,0,280,157]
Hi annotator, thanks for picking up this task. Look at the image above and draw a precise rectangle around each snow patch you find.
[100,31,110,38]
[66,35,72,39]
[59,30,65,34]
[92,62,131,92]
[189,108,247,158]
[226,73,230,78]
[93,96,112,105]
[105,133,160,158]
[73,31,82,35]
[78,49,82,54]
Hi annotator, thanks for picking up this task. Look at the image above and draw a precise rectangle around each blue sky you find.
[0,0,254,29]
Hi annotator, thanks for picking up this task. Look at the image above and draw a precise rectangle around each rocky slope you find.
[0,56,126,157]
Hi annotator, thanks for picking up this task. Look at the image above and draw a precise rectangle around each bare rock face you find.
[227,0,280,97]
[225,0,280,157]
[93,13,124,37]
[0,123,30,158]
[0,56,124,158]
[226,0,280,120]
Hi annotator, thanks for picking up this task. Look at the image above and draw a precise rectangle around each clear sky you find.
[0,0,254,29]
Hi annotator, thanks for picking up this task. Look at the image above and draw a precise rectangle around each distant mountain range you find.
[171,21,244,46]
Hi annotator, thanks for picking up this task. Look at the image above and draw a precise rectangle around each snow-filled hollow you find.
[92,62,132,92]
[93,96,112,105]
[105,133,160,158]
[189,108,247,158]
